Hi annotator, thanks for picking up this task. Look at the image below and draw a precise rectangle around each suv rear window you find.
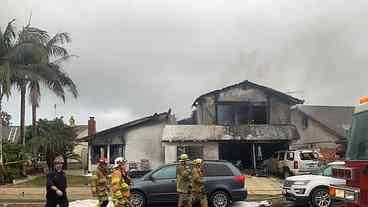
[299,152,318,160]
[204,163,233,177]
[273,153,278,159]
[287,152,294,161]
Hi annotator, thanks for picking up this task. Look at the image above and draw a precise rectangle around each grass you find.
[15,175,89,187]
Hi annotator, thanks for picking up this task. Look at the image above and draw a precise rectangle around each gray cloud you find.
[1,0,368,130]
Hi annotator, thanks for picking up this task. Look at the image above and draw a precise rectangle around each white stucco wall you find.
[164,143,177,164]
[124,123,166,169]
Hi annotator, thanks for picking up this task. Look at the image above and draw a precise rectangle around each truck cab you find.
[330,97,368,206]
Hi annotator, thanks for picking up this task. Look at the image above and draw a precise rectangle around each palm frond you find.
[52,55,78,65]
[47,32,71,47]
[0,62,11,97]
[3,19,16,48]
[48,45,68,57]
[18,26,49,46]
[47,79,66,102]
[50,63,78,98]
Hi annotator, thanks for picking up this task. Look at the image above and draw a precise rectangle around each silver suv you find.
[267,150,320,178]
[129,160,247,207]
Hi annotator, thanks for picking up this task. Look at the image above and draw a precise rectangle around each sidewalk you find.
[246,176,282,196]
[0,187,93,202]
[0,175,282,202]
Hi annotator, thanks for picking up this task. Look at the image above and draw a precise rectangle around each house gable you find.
[192,80,303,125]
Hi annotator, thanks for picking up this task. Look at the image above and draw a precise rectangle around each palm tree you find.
[0,20,16,183]
[10,26,78,142]
[10,24,51,144]
[0,20,50,182]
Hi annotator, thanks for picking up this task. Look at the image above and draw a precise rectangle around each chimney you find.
[88,117,96,136]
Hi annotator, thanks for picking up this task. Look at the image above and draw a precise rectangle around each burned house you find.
[162,80,303,170]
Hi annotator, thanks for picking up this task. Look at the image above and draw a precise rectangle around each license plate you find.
[335,189,345,198]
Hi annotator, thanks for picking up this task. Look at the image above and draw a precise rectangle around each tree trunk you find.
[46,152,54,171]
[20,83,26,146]
[62,154,68,170]
[0,93,4,184]
[32,103,37,137]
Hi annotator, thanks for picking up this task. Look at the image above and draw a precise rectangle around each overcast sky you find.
[1,0,368,130]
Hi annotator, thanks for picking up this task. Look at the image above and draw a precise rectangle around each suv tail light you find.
[294,161,298,169]
[234,175,246,185]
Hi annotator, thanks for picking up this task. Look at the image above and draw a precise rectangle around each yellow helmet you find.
[121,182,129,191]
[192,159,203,166]
[179,154,189,161]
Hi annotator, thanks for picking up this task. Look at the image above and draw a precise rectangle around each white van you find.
[269,150,320,178]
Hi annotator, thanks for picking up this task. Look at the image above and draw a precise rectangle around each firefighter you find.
[176,153,192,207]
[111,157,130,207]
[192,159,208,207]
[91,157,109,207]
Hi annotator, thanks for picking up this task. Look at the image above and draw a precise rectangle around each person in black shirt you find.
[45,156,68,207]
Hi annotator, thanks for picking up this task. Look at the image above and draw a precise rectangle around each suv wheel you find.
[311,187,331,207]
[210,191,231,207]
[130,191,146,207]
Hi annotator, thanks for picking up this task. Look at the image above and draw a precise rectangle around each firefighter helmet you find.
[179,154,189,161]
[192,158,203,166]
[114,157,127,168]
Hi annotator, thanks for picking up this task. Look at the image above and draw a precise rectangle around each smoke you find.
[1,0,368,129]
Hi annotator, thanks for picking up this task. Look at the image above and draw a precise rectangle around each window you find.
[177,145,203,160]
[91,145,108,164]
[217,105,234,125]
[203,163,233,177]
[110,144,124,164]
[302,115,309,129]
[322,166,332,176]
[216,103,268,125]
[287,152,294,161]
[299,152,318,160]
[151,165,177,179]
[273,153,279,159]
[278,152,285,161]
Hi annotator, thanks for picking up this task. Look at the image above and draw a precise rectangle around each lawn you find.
[15,175,89,187]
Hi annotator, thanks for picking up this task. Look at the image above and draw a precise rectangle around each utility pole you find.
[54,104,57,118]
[0,93,4,184]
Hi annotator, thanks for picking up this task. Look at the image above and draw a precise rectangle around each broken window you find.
[177,145,203,160]
[216,103,268,125]
[217,105,234,125]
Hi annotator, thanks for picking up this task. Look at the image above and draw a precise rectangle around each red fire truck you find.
[330,97,368,206]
